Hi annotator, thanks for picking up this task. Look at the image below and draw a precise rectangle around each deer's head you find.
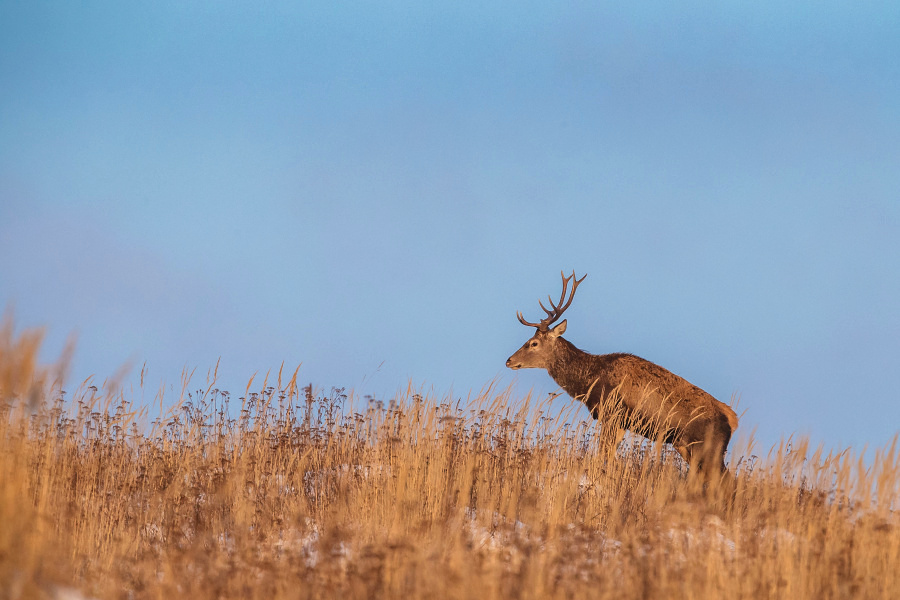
[506,271,586,370]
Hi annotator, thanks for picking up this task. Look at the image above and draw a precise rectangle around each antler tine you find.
[537,299,554,317]
[553,270,586,317]
[517,310,543,328]
[552,270,572,312]
[538,271,571,316]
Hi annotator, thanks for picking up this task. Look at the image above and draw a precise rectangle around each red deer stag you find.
[506,271,738,476]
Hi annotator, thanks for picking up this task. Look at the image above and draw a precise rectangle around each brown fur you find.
[547,339,737,473]
[507,274,738,476]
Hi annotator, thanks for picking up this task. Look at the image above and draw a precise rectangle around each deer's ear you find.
[549,320,567,337]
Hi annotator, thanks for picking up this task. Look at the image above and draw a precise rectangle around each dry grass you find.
[2,318,899,599]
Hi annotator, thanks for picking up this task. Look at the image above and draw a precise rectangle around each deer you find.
[506,271,738,478]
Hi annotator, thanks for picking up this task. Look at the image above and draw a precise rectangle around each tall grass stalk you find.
[1,320,898,599]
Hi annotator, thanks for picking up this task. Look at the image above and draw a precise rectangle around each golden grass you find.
[2,319,899,599]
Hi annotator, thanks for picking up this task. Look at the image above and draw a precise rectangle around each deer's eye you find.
[530,341,538,348]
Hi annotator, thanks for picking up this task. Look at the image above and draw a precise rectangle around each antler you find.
[516,271,587,331]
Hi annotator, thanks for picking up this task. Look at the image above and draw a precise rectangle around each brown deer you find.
[506,271,738,476]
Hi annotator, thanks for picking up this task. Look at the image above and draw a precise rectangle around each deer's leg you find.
[698,436,736,505]
[590,398,626,455]
[597,422,625,457]
[609,425,625,449]
[699,429,729,475]
[674,443,693,467]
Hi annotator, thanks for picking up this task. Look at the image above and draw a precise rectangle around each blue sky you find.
[1,2,898,453]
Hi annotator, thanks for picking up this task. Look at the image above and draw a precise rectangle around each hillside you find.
[2,321,898,599]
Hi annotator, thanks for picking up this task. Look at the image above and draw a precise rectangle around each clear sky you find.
[1,2,898,454]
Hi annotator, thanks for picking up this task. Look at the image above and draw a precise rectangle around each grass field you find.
[2,319,899,599]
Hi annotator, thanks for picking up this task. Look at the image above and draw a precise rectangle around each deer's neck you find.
[546,338,604,399]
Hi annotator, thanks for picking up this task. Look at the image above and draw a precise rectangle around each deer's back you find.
[585,353,738,438]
